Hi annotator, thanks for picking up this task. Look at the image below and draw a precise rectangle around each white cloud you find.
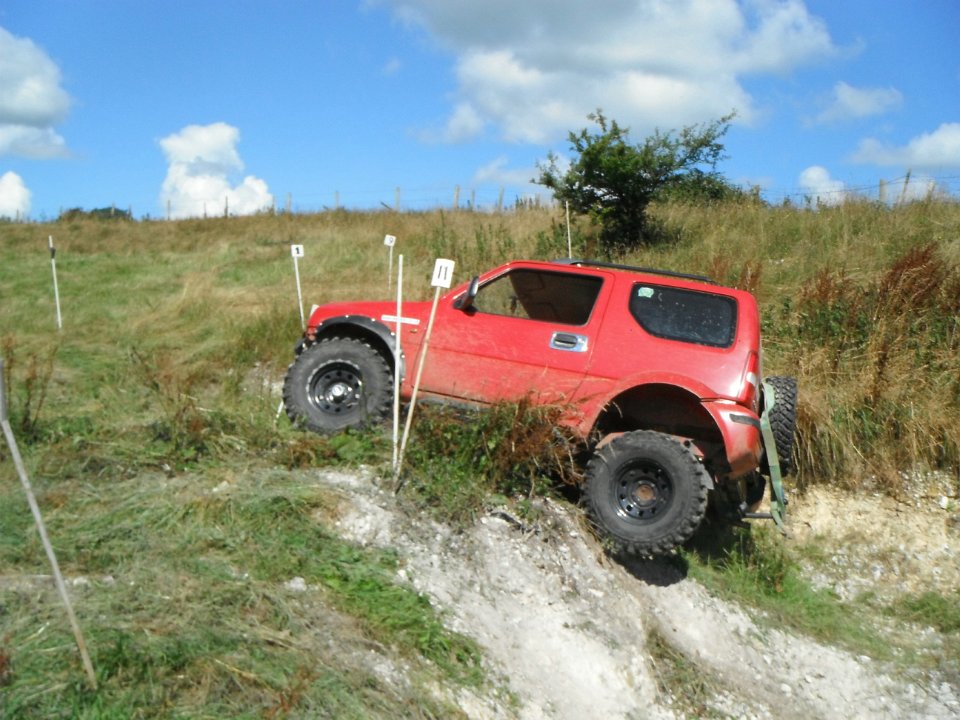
[0,26,71,158]
[798,165,847,205]
[472,155,537,186]
[419,101,486,143]
[159,123,273,219]
[382,57,402,76]
[0,125,68,159]
[813,81,902,124]
[851,123,960,169]
[0,170,31,218]
[385,0,839,143]
[733,0,836,73]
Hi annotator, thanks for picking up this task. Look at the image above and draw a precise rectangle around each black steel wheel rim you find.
[613,459,674,521]
[308,362,363,416]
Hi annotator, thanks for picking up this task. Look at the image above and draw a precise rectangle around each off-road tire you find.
[283,337,392,434]
[762,376,798,477]
[585,430,709,557]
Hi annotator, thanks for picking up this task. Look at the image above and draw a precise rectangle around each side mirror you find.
[454,276,480,310]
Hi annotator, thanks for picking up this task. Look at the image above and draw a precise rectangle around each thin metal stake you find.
[49,236,63,331]
[0,359,96,689]
[290,244,305,330]
[392,255,403,474]
[384,235,396,292]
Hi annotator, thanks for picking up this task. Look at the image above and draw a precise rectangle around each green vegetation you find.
[646,624,727,717]
[2,472,480,718]
[399,402,578,527]
[684,524,893,661]
[1,199,959,715]
[536,110,743,253]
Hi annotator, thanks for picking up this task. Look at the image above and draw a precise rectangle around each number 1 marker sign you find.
[384,234,397,291]
[290,244,306,330]
[49,236,62,331]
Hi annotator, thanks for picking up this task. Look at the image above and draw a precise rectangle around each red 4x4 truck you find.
[283,259,797,556]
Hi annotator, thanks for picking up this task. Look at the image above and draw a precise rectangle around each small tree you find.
[536,110,740,253]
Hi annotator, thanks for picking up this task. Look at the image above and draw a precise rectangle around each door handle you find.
[550,332,588,352]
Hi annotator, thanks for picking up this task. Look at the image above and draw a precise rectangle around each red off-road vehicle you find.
[283,259,797,555]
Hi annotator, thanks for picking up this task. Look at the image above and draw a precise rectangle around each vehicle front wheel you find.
[585,430,709,556]
[283,337,392,434]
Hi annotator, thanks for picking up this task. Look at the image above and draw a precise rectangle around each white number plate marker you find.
[431,258,455,288]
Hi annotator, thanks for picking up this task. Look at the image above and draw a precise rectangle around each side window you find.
[474,269,603,326]
[630,283,737,348]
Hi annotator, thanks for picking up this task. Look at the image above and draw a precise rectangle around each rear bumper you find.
[704,402,763,479]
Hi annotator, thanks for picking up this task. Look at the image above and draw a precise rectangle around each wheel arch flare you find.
[311,315,404,380]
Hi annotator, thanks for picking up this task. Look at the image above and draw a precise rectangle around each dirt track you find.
[321,467,959,719]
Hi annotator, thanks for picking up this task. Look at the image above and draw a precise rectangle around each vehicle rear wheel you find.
[283,337,392,434]
[585,430,709,556]
[762,376,798,476]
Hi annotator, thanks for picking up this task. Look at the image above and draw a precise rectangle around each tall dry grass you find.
[2,199,958,491]
[643,198,960,491]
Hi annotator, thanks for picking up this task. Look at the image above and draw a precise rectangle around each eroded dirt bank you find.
[320,467,958,719]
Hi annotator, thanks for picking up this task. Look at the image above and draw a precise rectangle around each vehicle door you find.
[415,266,609,405]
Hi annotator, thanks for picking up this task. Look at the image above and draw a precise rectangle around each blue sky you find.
[1,0,958,220]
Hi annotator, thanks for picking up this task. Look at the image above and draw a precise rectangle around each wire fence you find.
[270,185,551,216]
[762,173,960,207]
[5,173,960,223]
[231,173,960,216]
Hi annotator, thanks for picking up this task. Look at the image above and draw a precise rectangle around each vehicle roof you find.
[470,258,754,302]
[551,258,717,285]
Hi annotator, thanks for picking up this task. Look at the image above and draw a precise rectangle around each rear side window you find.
[630,283,737,348]
[475,269,603,325]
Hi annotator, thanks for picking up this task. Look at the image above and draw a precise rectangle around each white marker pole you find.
[0,360,96,689]
[49,236,62,331]
[384,234,396,292]
[392,254,403,474]
[565,201,573,258]
[396,258,455,485]
[290,244,305,330]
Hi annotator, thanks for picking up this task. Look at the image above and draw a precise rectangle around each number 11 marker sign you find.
[431,258,455,289]
[396,258,455,486]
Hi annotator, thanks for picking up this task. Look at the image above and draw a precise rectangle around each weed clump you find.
[1,336,59,444]
[399,401,579,526]
[685,524,890,659]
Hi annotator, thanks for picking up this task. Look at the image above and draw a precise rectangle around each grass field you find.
[1,199,958,716]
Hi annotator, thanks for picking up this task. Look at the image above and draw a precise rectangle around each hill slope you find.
[324,465,958,719]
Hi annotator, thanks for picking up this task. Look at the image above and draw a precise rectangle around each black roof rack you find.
[551,258,716,285]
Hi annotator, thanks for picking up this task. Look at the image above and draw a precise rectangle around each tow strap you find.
[760,380,788,532]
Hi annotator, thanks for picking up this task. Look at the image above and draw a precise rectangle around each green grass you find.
[2,201,959,715]
[1,470,480,718]
[684,524,894,661]
[645,625,722,716]
[682,521,960,681]
[398,402,578,527]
